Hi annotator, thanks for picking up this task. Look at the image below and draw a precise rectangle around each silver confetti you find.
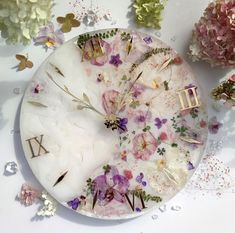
[159,204,166,212]
[151,214,158,220]
[10,129,20,134]
[83,10,98,27]
[103,14,112,21]
[13,87,21,95]
[211,101,222,112]
[171,205,181,211]
[111,20,117,25]
[4,161,18,175]
[170,36,176,42]
[154,31,161,37]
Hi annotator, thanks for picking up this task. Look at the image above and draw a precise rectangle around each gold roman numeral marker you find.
[177,87,200,111]
[26,135,49,158]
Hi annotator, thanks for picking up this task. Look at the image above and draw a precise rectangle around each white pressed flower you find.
[0,0,53,45]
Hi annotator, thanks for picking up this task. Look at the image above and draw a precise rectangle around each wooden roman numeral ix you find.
[26,135,49,158]
[177,86,200,111]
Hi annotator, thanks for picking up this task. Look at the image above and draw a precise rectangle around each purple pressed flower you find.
[143,36,152,44]
[134,110,152,127]
[67,197,80,210]
[93,166,130,206]
[34,23,64,49]
[136,172,147,186]
[154,117,167,129]
[132,83,145,98]
[109,54,123,67]
[118,118,128,134]
[187,161,195,170]
[208,116,223,134]
[136,207,142,212]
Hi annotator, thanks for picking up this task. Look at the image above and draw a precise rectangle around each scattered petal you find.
[15,54,33,71]
[17,183,40,206]
[57,13,80,33]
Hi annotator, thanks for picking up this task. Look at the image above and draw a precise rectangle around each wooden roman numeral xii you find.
[26,135,49,158]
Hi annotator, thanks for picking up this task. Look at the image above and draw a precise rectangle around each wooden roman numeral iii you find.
[177,87,200,111]
[26,135,49,158]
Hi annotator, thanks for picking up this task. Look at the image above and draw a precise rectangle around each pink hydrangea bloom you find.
[132,132,158,160]
[189,0,235,67]
[17,183,40,206]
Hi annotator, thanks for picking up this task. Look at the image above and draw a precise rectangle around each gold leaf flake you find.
[15,54,33,71]
[49,63,64,77]
[180,136,202,144]
[27,101,48,108]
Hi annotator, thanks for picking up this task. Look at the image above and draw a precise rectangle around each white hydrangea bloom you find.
[0,0,53,45]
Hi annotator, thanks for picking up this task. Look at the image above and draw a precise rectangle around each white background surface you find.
[0,0,235,232]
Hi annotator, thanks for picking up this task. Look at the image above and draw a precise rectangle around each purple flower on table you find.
[83,38,111,66]
[136,172,147,186]
[132,132,158,160]
[208,116,223,134]
[187,161,195,170]
[143,36,152,44]
[34,23,64,49]
[154,117,167,129]
[134,110,152,127]
[109,54,123,67]
[118,117,128,134]
[132,83,145,98]
[92,166,130,206]
[67,197,81,210]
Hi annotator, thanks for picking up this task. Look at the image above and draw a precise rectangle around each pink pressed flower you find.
[132,132,158,160]
[102,90,125,114]
[123,170,133,180]
[17,183,40,206]
[33,84,43,94]
[159,132,168,141]
[34,23,64,49]
[83,38,111,66]
[189,0,235,67]
[173,56,183,65]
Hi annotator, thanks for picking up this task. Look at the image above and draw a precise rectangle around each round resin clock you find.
[20,28,208,219]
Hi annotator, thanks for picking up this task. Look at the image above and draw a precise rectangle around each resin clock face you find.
[20,28,208,219]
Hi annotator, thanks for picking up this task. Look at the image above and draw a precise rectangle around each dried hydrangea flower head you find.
[0,0,53,45]
[133,0,168,29]
[189,0,235,67]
